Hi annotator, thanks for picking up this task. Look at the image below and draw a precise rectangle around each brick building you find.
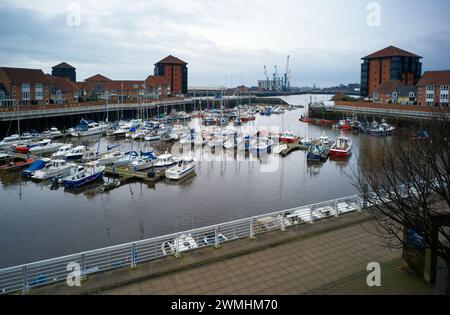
[51,62,76,82]
[154,55,188,96]
[416,70,450,107]
[0,67,50,106]
[372,80,417,105]
[361,46,422,98]
[46,74,79,104]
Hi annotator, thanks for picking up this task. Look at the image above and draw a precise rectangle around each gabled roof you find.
[372,80,402,96]
[46,75,78,93]
[362,46,422,59]
[417,70,450,86]
[155,55,187,65]
[52,62,76,70]
[145,75,170,88]
[0,67,47,84]
[84,74,112,82]
[395,85,417,97]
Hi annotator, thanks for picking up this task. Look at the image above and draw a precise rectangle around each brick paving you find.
[102,220,424,295]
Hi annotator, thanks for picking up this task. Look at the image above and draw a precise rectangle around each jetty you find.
[104,166,165,183]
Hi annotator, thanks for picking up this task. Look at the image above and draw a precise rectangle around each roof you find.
[331,92,349,101]
[417,70,450,86]
[46,75,78,93]
[52,62,76,70]
[395,85,417,97]
[0,67,47,84]
[362,46,422,59]
[155,55,187,65]
[372,80,402,95]
[77,80,146,92]
[84,74,112,82]
[145,75,169,88]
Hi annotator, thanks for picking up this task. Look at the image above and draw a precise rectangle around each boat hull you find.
[329,148,351,158]
[165,164,196,180]
[64,171,104,188]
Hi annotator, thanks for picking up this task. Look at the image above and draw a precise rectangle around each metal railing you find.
[0,194,366,294]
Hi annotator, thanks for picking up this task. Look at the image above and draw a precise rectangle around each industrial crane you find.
[264,65,270,90]
[274,65,279,91]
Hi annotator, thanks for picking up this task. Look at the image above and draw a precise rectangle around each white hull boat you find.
[165,156,197,180]
[32,160,75,180]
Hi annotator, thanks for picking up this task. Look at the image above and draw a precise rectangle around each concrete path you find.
[101,219,429,295]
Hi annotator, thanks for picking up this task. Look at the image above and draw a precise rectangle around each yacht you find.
[165,156,197,180]
[61,162,105,188]
[22,158,52,178]
[154,152,179,168]
[42,127,63,139]
[52,144,73,159]
[0,134,20,150]
[65,146,87,160]
[98,151,123,166]
[32,160,75,180]
[113,151,139,167]
[131,155,156,171]
[71,120,106,137]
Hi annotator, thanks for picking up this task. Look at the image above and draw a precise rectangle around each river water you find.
[0,94,391,267]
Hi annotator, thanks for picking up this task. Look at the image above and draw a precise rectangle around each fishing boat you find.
[329,133,352,158]
[307,142,326,161]
[0,134,20,150]
[2,157,34,171]
[22,158,52,178]
[71,120,106,137]
[62,162,105,188]
[65,146,87,160]
[20,131,41,141]
[369,121,395,136]
[29,139,64,155]
[318,132,332,147]
[165,156,197,180]
[131,155,156,171]
[113,151,140,167]
[279,131,300,144]
[161,234,198,255]
[32,159,74,180]
[52,144,73,159]
[154,152,179,168]
[300,137,312,147]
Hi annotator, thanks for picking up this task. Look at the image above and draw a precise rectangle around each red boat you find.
[241,115,255,122]
[300,117,314,123]
[2,157,35,171]
[279,131,300,143]
[14,145,31,154]
[329,133,352,158]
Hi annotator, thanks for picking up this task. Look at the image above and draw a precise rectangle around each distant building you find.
[416,70,450,107]
[154,55,188,96]
[361,46,422,98]
[51,62,76,82]
[0,67,49,106]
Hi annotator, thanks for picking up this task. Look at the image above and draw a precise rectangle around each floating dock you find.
[104,166,165,183]
[279,143,303,157]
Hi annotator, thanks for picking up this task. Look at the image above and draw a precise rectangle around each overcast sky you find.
[0,0,449,87]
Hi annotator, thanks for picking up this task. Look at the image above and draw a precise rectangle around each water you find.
[0,94,385,268]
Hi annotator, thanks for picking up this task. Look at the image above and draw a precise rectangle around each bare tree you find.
[352,113,450,289]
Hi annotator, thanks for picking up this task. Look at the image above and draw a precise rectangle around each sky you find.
[0,0,449,87]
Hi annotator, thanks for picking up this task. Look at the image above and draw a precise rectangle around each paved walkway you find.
[101,220,430,295]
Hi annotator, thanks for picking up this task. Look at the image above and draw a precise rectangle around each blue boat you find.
[307,142,326,161]
[62,162,105,188]
[22,158,52,178]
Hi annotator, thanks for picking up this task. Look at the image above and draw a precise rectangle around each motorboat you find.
[113,151,140,167]
[318,132,332,147]
[0,134,20,150]
[165,156,197,180]
[131,155,156,171]
[22,158,52,178]
[272,107,285,114]
[32,159,74,180]
[154,152,179,168]
[251,137,273,153]
[272,144,288,155]
[2,156,34,171]
[307,142,326,161]
[71,120,106,137]
[144,130,161,142]
[52,144,73,159]
[329,133,352,158]
[65,145,87,160]
[131,128,150,140]
[300,137,312,147]
[369,121,395,136]
[279,131,300,144]
[62,162,105,188]
[161,234,198,255]
[43,127,63,139]
[29,139,64,155]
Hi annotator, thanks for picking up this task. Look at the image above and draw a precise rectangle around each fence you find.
[0,194,365,294]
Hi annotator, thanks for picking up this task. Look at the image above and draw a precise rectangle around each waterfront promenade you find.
[29,211,431,295]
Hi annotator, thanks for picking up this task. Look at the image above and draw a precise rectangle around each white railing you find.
[0,194,365,294]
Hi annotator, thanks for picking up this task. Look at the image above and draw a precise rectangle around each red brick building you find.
[416,70,450,107]
[0,67,50,106]
[361,46,422,98]
[154,55,188,96]
[46,74,79,104]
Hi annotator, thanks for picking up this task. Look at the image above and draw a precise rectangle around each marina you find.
[0,94,409,268]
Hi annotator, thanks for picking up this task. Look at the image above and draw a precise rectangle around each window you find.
[22,91,30,99]
[0,91,4,99]
[22,83,30,89]
[441,85,449,91]
[426,85,435,91]
[35,83,43,89]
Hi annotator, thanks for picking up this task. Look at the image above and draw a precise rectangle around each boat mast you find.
[16,98,20,136]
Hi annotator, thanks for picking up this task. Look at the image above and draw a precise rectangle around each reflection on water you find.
[0,94,396,267]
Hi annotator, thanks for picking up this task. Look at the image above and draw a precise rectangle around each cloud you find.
[0,0,449,87]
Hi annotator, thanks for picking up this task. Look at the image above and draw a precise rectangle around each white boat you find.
[52,144,73,158]
[61,162,105,188]
[165,156,197,180]
[223,136,242,150]
[161,234,198,255]
[32,159,75,180]
[154,152,179,168]
[251,137,273,153]
[98,151,123,165]
[113,151,139,167]
[318,132,332,146]
[29,139,64,155]
[42,127,63,139]
[82,148,100,161]
[0,134,20,150]
[207,135,224,148]
[131,128,149,140]
[273,144,288,154]
[71,120,106,137]
[300,137,312,146]
[144,131,161,142]
[65,146,86,160]
[131,155,155,171]
[272,107,285,114]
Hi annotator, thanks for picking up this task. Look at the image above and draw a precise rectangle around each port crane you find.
[264,65,270,90]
